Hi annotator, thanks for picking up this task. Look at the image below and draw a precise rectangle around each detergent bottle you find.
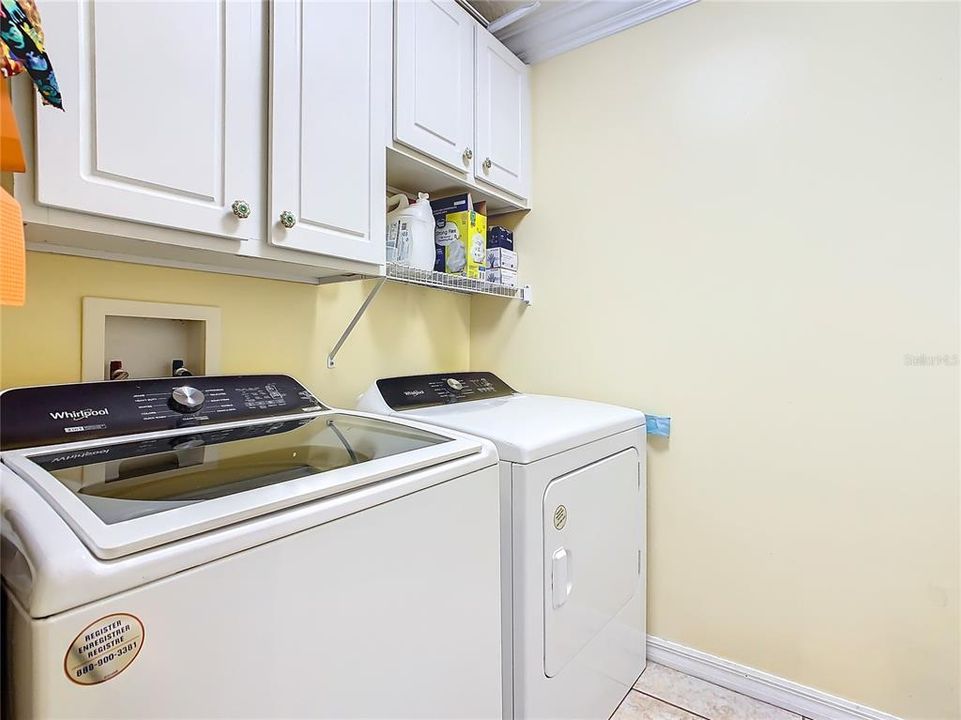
[386,192,435,270]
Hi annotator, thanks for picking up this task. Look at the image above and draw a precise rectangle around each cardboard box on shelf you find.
[431,193,487,280]
[487,247,517,271]
[487,226,514,250]
[486,268,518,288]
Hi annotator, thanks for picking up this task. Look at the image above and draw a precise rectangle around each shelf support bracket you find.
[326,277,387,369]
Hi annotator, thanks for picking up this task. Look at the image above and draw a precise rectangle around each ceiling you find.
[463,0,697,65]
[468,0,532,23]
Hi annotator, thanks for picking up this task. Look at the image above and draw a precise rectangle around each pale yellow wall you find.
[0,252,470,407]
[471,2,960,718]
[3,3,959,718]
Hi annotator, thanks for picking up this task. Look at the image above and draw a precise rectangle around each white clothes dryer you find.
[358,372,647,720]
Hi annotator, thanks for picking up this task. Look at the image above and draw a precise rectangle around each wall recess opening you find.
[82,298,222,382]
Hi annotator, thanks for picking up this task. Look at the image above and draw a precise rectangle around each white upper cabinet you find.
[391,1,531,205]
[20,0,390,278]
[270,0,387,265]
[34,1,263,241]
[474,28,531,200]
[394,0,475,174]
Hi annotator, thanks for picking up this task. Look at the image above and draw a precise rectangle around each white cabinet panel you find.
[475,27,530,200]
[394,0,474,173]
[270,0,386,265]
[92,4,217,199]
[34,0,263,241]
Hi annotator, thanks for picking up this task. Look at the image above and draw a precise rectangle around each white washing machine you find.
[358,372,647,720]
[1,374,503,719]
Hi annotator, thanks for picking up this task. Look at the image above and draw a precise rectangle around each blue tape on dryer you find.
[646,414,671,438]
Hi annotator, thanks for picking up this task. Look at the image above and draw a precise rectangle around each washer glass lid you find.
[29,413,451,525]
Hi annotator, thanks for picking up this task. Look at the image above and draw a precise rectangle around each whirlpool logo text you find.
[49,408,110,421]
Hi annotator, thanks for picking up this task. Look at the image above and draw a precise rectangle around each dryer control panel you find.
[376,372,516,411]
[0,375,324,450]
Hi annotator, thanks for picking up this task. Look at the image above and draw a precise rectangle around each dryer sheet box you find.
[487,247,517,271]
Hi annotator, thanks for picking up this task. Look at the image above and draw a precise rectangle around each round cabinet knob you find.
[482,158,493,173]
[463,147,473,164]
[231,199,251,219]
[170,386,206,413]
[446,378,465,391]
[279,210,297,229]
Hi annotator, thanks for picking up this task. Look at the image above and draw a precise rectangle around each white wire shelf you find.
[327,265,532,368]
[385,263,533,304]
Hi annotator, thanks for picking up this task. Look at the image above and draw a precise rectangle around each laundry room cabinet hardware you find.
[231,200,252,219]
[279,211,297,229]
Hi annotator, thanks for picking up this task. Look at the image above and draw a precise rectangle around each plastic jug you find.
[386,192,435,271]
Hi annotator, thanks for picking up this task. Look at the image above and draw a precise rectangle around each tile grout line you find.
[633,689,714,720]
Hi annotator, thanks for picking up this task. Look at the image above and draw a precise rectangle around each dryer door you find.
[543,449,640,677]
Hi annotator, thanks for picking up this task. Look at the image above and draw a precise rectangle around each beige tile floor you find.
[613,663,812,720]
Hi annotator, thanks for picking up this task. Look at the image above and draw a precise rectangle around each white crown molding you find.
[647,635,904,720]
[496,0,698,64]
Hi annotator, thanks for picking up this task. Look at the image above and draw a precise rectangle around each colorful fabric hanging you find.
[1,78,26,171]
[0,0,62,110]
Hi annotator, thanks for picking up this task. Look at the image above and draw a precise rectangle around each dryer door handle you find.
[552,547,573,608]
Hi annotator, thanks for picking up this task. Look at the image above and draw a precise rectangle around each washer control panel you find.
[376,372,516,411]
[0,375,324,450]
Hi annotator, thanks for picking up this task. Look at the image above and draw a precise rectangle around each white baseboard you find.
[646,635,902,720]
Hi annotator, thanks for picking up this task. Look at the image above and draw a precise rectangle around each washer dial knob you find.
[446,378,465,391]
[170,386,206,413]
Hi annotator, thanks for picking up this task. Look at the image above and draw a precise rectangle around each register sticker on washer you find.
[64,613,144,685]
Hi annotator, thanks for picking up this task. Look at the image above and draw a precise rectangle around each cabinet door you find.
[394,0,474,173]
[33,1,263,241]
[270,0,386,265]
[474,28,530,200]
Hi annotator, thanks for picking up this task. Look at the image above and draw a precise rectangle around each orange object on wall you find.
[0,79,26,172]
[1,187,25,306]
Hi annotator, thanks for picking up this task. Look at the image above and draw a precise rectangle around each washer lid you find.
[395,394,645,464]
[3,411,482,559]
